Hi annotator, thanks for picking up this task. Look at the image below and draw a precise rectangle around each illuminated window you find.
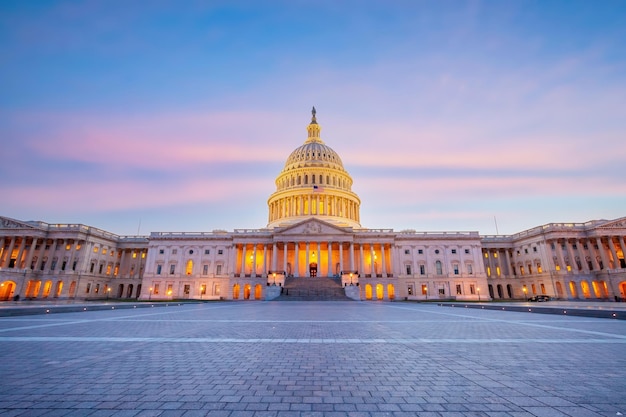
[102,249,107,255]
[132,252,137,258]
[537,263,543,273]
[520,266,525,275]
[154,284,159,294]
[494,253,498,258]
[93,247,99,253]
[106,265,112,275]
[421,285,427,295]
[86,283,91,293]
[484,252,488,258]
[141,252,146,259]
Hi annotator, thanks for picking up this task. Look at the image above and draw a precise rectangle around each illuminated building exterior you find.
[1,110,625,302]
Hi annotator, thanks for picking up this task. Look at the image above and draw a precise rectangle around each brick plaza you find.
[0,301,625,417]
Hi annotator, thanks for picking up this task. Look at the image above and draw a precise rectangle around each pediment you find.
[0,216,40,230]
[275,219,352,237]
[596,217,626,230]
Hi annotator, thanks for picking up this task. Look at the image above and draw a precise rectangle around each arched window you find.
[186,259,193,275]
[435,260,443,275]
[297,176,301,185]
[304,175,308,185]
[326,175,329,184]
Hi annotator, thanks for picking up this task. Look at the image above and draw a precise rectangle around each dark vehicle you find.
[528,295,551,302]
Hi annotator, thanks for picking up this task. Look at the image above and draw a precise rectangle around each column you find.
[305,242,310,277]
[486,250,495,277]
[381,244,387,277]
[119,249,127,277]
[317,242,321,275]
[14,237,27,269]
[349,242,354,271]
[1,237,16,268]
[272,243,278,272]
[504,249,513,276]
[35,240,46,271]
[24,238,38,270]
[578,239,590,273]
[370,244,375,276]
[360,245,365,276]
[555,239,567,272]
[262,245,267,277]
[608,237,619,269]
[565,240,577,272]
[339,242,344,273]
[252,244,257,277]
[283,243,288,274]
[618,236,626,268]
[596,237,610,270]
[586,239,601,270]
[294,242,299,277]
[240,244,246,276]
[327,242,332,276]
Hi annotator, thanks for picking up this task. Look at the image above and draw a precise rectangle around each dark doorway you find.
[309,263,317,277]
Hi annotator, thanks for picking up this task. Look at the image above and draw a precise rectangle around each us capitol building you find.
[1,109,625,303]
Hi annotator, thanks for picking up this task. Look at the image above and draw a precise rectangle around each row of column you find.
[550,236,626,272]
[269,194,359,223]
[236,241,391,278]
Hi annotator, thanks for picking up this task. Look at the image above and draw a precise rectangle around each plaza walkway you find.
[0,301,625,416]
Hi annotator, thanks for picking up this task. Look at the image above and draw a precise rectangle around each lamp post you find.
[425,285,428,301]
[106,287,111,300]
[477,287,480,302]
[200,284,205,300]
[349,273,353,286]
[523,286,527,301]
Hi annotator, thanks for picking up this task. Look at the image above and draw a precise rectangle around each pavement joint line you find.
[1,336,625,343]
[386,303,626,339]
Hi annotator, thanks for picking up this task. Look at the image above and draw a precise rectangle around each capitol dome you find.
[267,108,361,229]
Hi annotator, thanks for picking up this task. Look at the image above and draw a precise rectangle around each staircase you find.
[274,276,353,301]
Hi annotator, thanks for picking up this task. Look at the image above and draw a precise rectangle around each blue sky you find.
[1,0,625,236]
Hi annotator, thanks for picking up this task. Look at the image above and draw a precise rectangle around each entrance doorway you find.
[309,263,317,277]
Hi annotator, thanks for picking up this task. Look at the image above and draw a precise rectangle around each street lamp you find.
[149,287,153,300]
[272,272,276,285]
[523,286,527,301]
[425,285,428,301]
[477,287,480,302]
[106,287,111,300]
[200,284,205,300]
[349,273,353,285]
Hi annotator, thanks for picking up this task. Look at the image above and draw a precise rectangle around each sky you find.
[1,0,625,237]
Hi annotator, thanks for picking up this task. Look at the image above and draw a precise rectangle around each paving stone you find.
[0,302,625,417]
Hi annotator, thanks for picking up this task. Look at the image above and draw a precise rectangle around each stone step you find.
[273,276,353,301]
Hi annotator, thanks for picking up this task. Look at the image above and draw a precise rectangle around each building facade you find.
[1,110,625,302]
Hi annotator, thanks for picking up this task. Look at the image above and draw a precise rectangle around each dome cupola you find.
[267,108,361,229]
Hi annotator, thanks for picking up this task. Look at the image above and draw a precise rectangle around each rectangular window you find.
[154,284,160,294]
[156,264,162,275]
[167,283,173,294]
[456,284,462,295]
[453,264,459,275]
[451,249,457,254]
[204,249,210,255]
[438,287,445,296]
[533,247,538,252]
[106,265,112,275]
[407,285,413,295]
[169,264,175,274]
[469,284,476,295]
[540,283,546,294]
[203,264,209,275]
[218,249,224,255]
[419,265,425,275]
[159,249,164,254]
[421,284,428,295]
[51,260,57,270]
[467,264,473,274]
[99,264,104,274]
[172,249,178,255]
[418,249,423,254]
[132,252,137,258]
[405,265,412,275]
[216,264,222,275]
[404,249,410,255]
[464,249,470,254]
[86,283,91,293]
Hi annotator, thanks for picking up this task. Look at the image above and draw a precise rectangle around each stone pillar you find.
[565,239,577,272]
[240,244,246,276]
[381,244,387,277]
[339,242,344,273]
[617,236,626,268]
[35,240,46,271]
[262,245,267,277]
[294,242,299,277]
[327,242,333,276]
[360,245,365,276]
[596,237,610,270]
[504,249,513,276]
[555,240,567,273]
[317,242,321,275]
[587,239,601,271]
[283,243,288,274]
[14,237,27,269]
[1,237,16,268]
[119,249,127,277]
[272,243,277,272]
[370,244,375,276]
[24,238,38,270]
[305,242,310,277]
[252,244,257,277]
[608,237,619,269]
[349,242,354,271]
